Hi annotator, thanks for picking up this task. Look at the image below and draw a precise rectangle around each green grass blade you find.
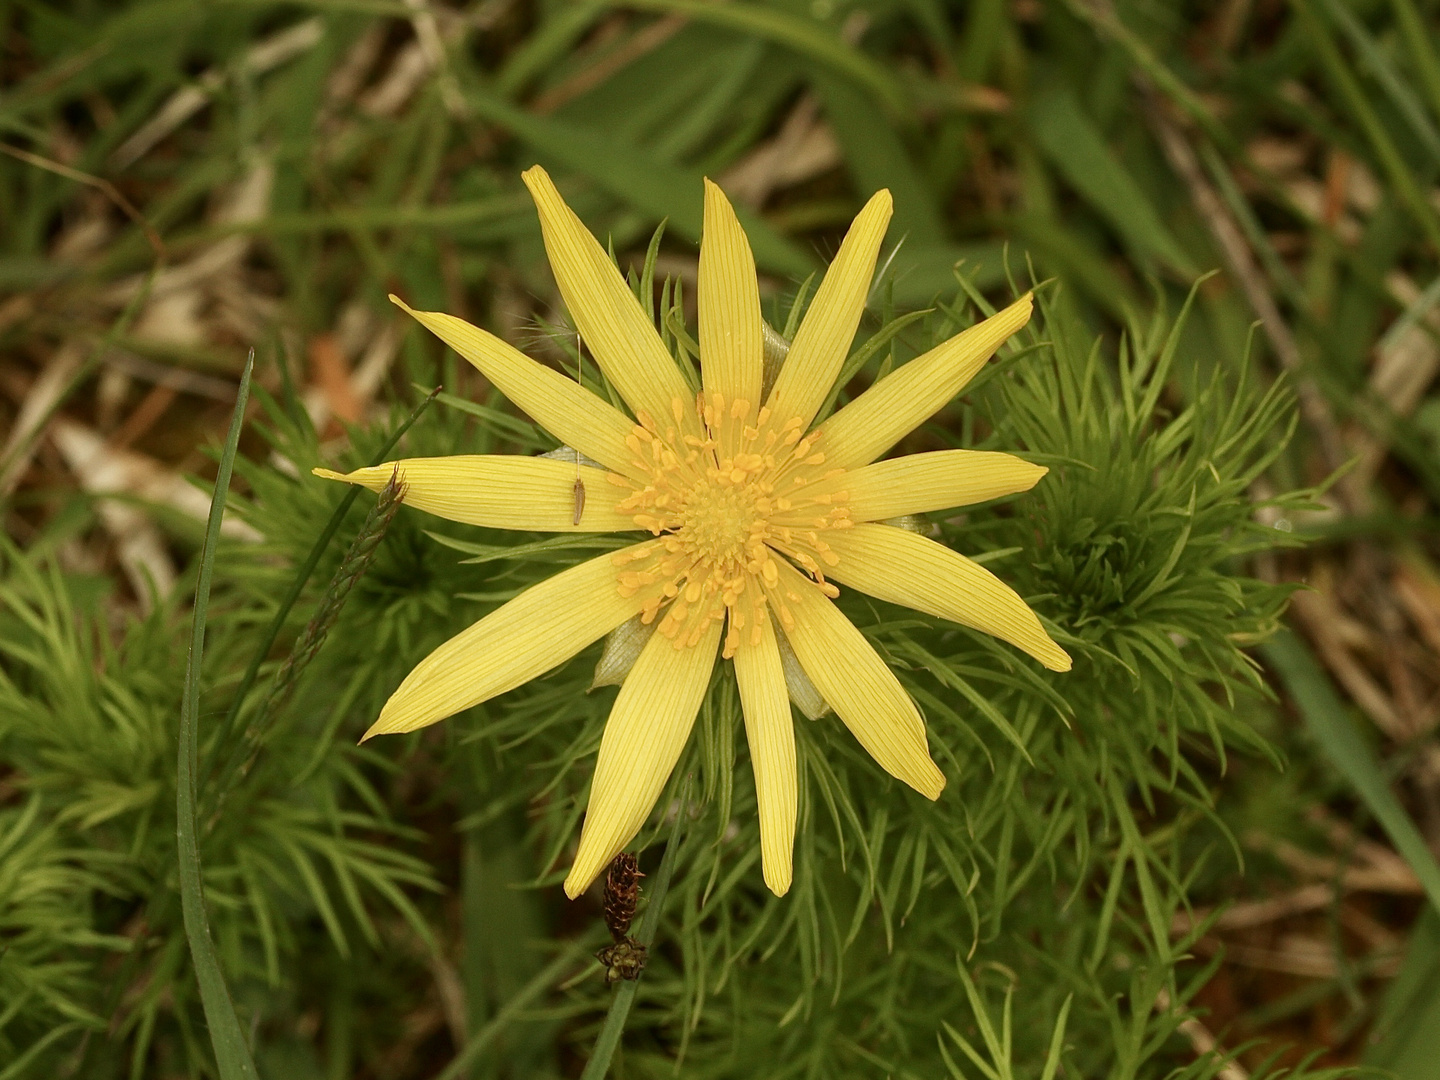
[1263,630,1440,917]
[1038,994,1072,1080]
[618,0,905,115]
[1317,0,1440,165]
[1030,87,1197,277]
[1388,0,1440,132]
[1056,0,1234,154]
[462,85,814,277]
[1364,909,1440,1077]
[432,942,586,1080]
[176,351,258,1080]
[810,68,942,239]
[1295,0,1440,253]
[495,0,608,99]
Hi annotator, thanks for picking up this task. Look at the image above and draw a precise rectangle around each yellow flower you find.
[315,166,1070,899]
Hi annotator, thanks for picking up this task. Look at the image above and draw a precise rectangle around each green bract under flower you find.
[316,167,1069,899]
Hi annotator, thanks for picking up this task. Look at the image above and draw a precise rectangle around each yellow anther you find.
[612,391,859,651]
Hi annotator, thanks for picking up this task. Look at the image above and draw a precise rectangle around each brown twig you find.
[1139,101,1356,502]
[1155,988,1250,1080]
[0,142,166,262]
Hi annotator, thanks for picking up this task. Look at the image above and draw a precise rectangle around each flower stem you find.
[579,806,684,1080]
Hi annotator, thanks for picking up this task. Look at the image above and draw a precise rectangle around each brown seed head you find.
[602,852,644,942]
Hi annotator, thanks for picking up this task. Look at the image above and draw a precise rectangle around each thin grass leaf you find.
[619,0,905,114]
[462,84,814,277]
[1294,0,1440,253]
[1387,0,1440,132]
[1264,630,1440,917]
[175,351,257,1080]
[1030,87,1197,277]
[1316,0,1440,165]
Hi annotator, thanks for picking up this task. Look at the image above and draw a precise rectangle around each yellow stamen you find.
[615,395,852,656]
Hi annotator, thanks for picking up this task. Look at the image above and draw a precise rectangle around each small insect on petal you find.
[573,477,587,525]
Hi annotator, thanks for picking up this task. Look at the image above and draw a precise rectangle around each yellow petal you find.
[564,618,722,898]
[823,524,1071,671]
[840,450,1047,522]
[764,190,892,430]
[762,556,944,799]
[521,166,700,439]
[392,297,640,478]
[732,611,796,896]
[365,543,659,739]
[699,178,762,409]
[313,456,637,532]
[818,293,1033,470]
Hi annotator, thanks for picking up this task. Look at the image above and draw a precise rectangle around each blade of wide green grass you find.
[433,942,585,1080]
[810,67,942,240]
[1317,0,1440,166]
[1295,0,1440,254]
[1263,630,1440,918]
[177,351,257,1080]
[1030,87,1197,278]
[495,0,607,99]
[1365,909,1440,1077]
[462,84,814,277]
[617,0,905,115]
[1388,0,1440,132]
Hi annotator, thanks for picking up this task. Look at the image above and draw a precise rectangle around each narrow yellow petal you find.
[564,619,722,898]
[818,293,1033,470]
[699,178,762,409]
[392,297,640,478]
[313,456,636,532]
[762,557,945,799]
[823,524,1071,671]
[732,612,796,896]
[839,450,1047,522]
[365,543,659,739]
[765,190,892,430]
[521,166,700,439]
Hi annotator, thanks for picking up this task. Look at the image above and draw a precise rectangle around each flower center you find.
[679,480,758,566]
[610,392,853,657]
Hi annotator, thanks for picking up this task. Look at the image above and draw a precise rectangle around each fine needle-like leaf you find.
[176,350,257,1080]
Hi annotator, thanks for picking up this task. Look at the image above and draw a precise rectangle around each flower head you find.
[315,167,1069,898]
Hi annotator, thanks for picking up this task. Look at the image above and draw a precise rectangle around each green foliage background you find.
[3,0,1440,1077]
